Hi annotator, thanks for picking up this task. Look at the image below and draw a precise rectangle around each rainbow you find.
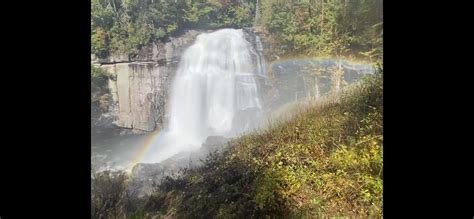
[126,57,374,167]
[267,56,374,69]
[130,129,165,166]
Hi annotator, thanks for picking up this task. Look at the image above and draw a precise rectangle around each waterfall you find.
[255,35,266,78]
[141,29,264,163]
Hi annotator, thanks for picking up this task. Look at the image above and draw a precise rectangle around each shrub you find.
[92,27,109,59]
[91,65,109,94]
[91,170,128,219]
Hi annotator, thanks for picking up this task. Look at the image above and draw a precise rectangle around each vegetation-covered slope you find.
[139,69,383,218]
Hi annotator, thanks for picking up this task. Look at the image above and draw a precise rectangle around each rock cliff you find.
[94,30,203,132]
[92,29,269,133]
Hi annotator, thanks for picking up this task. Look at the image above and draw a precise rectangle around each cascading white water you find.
[141,29,263,163]
[168,28,261,145]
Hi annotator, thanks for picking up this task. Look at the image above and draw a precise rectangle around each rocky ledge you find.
[128,136,229,198]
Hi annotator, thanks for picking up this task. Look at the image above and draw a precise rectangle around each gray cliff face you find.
[95,30,202,132]
[102,62,168,131]
[92,29,268,133]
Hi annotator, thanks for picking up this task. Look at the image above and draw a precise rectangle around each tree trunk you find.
[314,76,320,99]
[303,76,309,98]
[309,6,314,34]
[321,0,324,32]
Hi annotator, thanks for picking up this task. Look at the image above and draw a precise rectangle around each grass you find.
[144,68,383,218]
[91,68,383,218]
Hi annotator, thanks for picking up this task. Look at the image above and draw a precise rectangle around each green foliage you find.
[91,65,109,94]
[258,0,383,62]
[91,65,111,113]
[91,27,109,58]
[91,0,256,57]
[141,69,383,217]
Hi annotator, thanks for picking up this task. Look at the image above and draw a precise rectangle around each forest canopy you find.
[91,0,256,58]
[91,0,382,63]
[257,0,382,62]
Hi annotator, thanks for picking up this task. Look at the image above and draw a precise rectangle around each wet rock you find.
[128,135,230,197]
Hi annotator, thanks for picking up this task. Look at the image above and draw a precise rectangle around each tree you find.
[257,0,382,61]
[92,27,109,58]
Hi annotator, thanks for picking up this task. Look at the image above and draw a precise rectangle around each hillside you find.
[135,68,383,218]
